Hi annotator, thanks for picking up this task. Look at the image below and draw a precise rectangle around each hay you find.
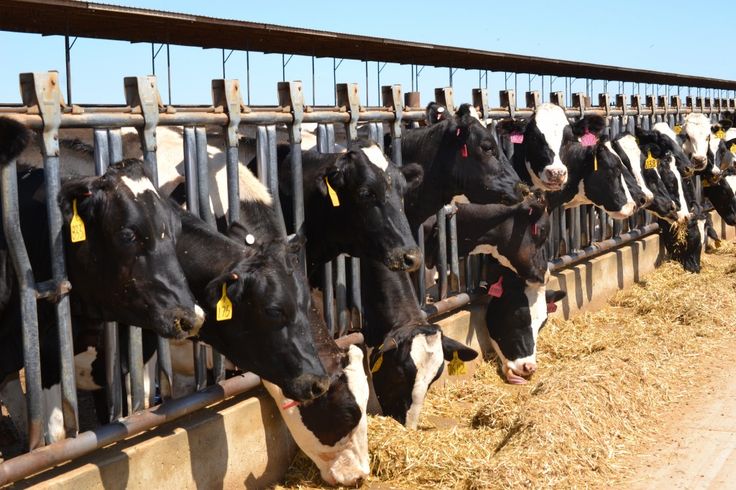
[280,246,736,489]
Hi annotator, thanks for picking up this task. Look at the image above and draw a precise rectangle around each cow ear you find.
[545,289,566,304]
[571,114,606,137]
[496,118,528,135]
[286,231,306,254]
[441,335,478,362]
[58,177,102,223]
[400,163,424,192]
[719,120,733,131]
[204,269,251,312]
[316,164,346,198]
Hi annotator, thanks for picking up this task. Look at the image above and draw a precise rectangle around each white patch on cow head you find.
[653,122,679,143]
[404,331,444,430]
[682,113,712,167]
[606,140,653,202]
[360,144,390,171]
[529,103,569,190]
[263,345,369,486]
[607,168,637,219]
[666,154,690,217]
[74,346,103,391]
[121,175,158,197]
[697,217,706,248]
[468,244,519,275]
[725,175,736,194]
[43,384,65,443]
[467,106,486,127]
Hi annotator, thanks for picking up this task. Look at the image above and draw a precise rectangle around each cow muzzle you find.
[385,247,423,272]
[691,155,708,171]
[163,306,205,339]
[284,373,331,403]
[542,167,568,189]
[505,359,537,385]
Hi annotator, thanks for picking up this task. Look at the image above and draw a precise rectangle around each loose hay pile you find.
[281,246,736,489]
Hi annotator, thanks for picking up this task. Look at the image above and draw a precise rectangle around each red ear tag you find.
[488,276,504,298]
[531,223,539,236]
[580,131,598,147]
[461,144,468,158]
[547,302,558,313]
[509,132,524,144]
[456,128,461,137]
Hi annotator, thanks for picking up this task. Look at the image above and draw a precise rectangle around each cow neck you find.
[360,259,425,347]
[402,121,461,228]
[545,143,589,210]
[510,144,534,187]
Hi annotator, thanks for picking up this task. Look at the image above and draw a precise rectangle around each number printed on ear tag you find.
[730,143,736,153]
[70,199,86,243]
[674,125,682,135]
[448,351,467,376]
[216,283,233,321]
[645,151,658,169]
[370,353,384,373]
[325,177,340,207]
[716,129,726,139]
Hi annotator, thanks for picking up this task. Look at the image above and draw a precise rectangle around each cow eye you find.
[358,188,375,202]
[265,307,284,320]
[118,228,138,244]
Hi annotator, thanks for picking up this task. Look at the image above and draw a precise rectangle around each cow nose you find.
[402,248,423,272]
[522,362,537,375]
[693,155,707,167]
[638,195,649,207]
[308,375,330,399]
[544,168,567,183]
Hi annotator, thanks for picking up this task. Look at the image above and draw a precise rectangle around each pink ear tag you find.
[531,223,539,236]
[488,276,504,298]
[547,302,557,313]
[580,131,598,147]
[456,128,461,137]
[509,132,524,144]
[461,144,468,157]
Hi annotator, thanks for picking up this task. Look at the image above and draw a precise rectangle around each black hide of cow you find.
[703,170,736,226]
[361,258,477,427]
[264,141,423,276]
[394,103,525,228]
[174,208,329,402]
[423,194,550,284]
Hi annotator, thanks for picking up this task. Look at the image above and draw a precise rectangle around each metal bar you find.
[194,127,215,226]
[0,373,262,487]
[350,256,362,330]
[448,205,460,293]
[323,261,335,337]
[64,35,72,105]
[266,124,287,236]
[423,293,471,319]
[1,160,44,450]
[416,225,426,307]
[335,254,348,337]
[436,206,448,300]
[127,326,145,412]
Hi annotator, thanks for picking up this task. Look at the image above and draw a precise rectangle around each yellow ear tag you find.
[370,353,384,373]
[645,151,658,169]
[448,351,467,376]
[730,143,736,153]
[716,129,726,139]
[70,199,86,243]
[216,283,233,321]
[593,155,598,172]
[325,177,340,207]
[674,125,682,135]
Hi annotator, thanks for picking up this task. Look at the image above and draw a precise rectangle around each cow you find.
[610,133,682,223]
[362,258,478,428]
[702,170,736,226]
[423,193,550,284]
[390,103,526,228]
[261,141,423,276]
[680,113,719,171]
[482,261,566,384]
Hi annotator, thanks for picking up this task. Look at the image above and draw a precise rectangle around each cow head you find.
[59,159,204,339]
[484,266,565,384]
[369,324,477,428]
[680,113,717,171]
[196,224,329,403]
[314,144,423,271]
[445,104,525,205]
[703,176,736,226]
[612,134,680,223]
[498,103,574,191]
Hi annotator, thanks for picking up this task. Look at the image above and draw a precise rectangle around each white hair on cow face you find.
[681,113,713,168]
[404,331,444,430]
[528,103,569,190]
[653,121,679,143]
[604,139,654,203]
[262,345,369,487]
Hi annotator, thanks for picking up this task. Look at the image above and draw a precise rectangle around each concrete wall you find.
[20,213,734,488]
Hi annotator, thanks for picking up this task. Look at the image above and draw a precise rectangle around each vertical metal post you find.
[20,72,79,440]
[166,44,171,105]
[436,206,448,300]
[212,79,243,226]
[382,85,403,166]
[448,205,460,292]
[277,81,306,252]
[64,36,73,105]
[316,125,336,335]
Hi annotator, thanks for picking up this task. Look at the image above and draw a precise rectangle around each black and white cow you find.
[611,133,682,223]
[680,113,720,172]
[362,258,477,428]
[482,261,566,384]
[265,141,423,275]
[394,103,526,228]
[702,169,736,226]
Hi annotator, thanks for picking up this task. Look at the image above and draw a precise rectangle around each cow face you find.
[59,160,204,339]
[498,103,573,191]
[263,344,369,486]
[680,113,716,171]
[448,104,524,205]
[197,232,329,403]
[485,268,565,384]
[369,325,477,428]
[647,122,699,176]
[315,145,422,272]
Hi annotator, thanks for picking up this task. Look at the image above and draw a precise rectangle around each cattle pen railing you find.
[1,1,736,485]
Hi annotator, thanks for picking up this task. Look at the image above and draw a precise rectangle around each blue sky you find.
[1,0,734,107]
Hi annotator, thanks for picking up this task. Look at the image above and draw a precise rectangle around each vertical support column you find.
[123,75,173,400]
[525,91,541,111]
[336,83,362,331]
[472,88,492,123]
[20,72,79,441]
[550,91,565,108]
[212,79,244,226]
[383,85,403,166]
[435,87,456,114]
[436,206,448,300]
[277,81,306,246]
